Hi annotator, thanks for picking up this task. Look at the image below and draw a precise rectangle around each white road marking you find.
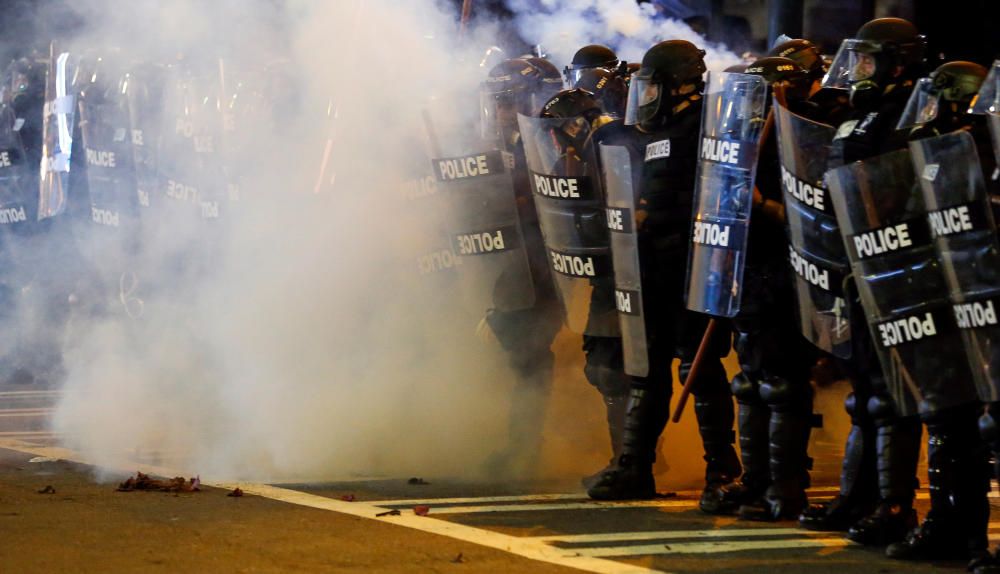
[0,440,666,574]
[531,528,815,543]
[0,390,62,397]
[367,486,843,508]
[401,500,699,514]
[575,537,852,557]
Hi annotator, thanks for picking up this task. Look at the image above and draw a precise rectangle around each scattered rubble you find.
[116,472,201,493]
[407,477,430,485]
[413,505,430,516]
[37,485,55,494]
[227,488,244,498]
[375,509,401,517]
[338,494,356,502]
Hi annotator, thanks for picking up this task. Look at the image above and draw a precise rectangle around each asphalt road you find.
[0,380,989,574]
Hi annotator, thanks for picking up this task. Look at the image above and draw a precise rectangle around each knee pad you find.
[683,359,729,398]
[865,393,896,425]
[730,372,760,404]
[979,410,999,445]
[762,376,814,414]
[584,363,631,399]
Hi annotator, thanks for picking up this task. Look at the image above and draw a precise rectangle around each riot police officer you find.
[881,59,993,562]
[587,40,739,502]
[563,45,630,119]
[520,88,627,487]
[478,57,564,475]
[702,57,820,521]
[806,17,928,547]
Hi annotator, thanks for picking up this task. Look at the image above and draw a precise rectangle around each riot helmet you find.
[625,40,706,130]
[744,56,811,107]
[481,57,562,142]
[897,61,987,131]
[573,67,628,118]
[2,58,45,116]
[767,38,825,81]
[539,88,610,156]
[564,44,619,87]
[822,18,926,109]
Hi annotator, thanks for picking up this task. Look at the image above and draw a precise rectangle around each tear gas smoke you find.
[503,0,743,71]
[8,0,741,486]
[38,0,523,481]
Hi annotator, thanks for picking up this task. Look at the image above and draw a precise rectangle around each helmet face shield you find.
[896,77,939,129]
[970,60,1000,114]
[624,74,658,126]
[480,86,531,142]
[822,39,879,90]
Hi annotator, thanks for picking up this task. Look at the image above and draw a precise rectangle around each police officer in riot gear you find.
[888,60,993,562]
[529,88,627,487]
[479,57,564,475]
[587,40,739,502]
[563,45,630,120]
[702,57,820,521]
[801,17,928,546]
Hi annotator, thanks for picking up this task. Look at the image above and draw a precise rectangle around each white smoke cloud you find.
[503,0,742,71]
[42,0,530,482]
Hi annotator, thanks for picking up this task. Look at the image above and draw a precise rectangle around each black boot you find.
[582,394,628,490]
[704,373,768,515]
[887,410,990,560]
[847,409,921,546]
[741,378,812,521]
[587,385,669,500]
[800,393,878,531]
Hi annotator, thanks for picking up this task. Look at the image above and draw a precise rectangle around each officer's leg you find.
[799,371,879,530]
[581,335,630,489]
[969,404,1000,573]
[887,403,990,560]
[701,372,769,514]
[739,374,813,520]
[845,390,920,546]
[702,314,769,514]
[486,302,561,476]
[677,314,740,507]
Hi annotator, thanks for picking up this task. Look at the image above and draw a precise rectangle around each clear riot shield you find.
[685,72,767,317]
[77,65,142,267]
[826,148,981,416]
[773,100,852,358]
[0,106,36,236]
[911,131,1000,403]
[38,47,77,219]
[517,114,617,336]
[124,63,164,216]
[429,140,535,314]
[600,143,648,376]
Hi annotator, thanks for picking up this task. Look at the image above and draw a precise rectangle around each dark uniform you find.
[587,40,738,501]
[706,58,821,521]
[802,18,928,547]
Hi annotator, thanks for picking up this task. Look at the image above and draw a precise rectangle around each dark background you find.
[0,0,997,67]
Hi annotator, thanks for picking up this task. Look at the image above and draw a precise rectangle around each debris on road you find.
[376,509,401,517]
[451,553,465,564]
[116,472,201,493]
[339,494,356,502]
[37,485,56,494]
[413,505,430,516]
[407,477,430,485]
[227,488,244,497]
[28,456,60,464]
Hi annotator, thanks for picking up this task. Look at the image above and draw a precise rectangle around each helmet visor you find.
[896,77,940,130]
[822,39,878,90]
[480,86,530,142]
[969,59,1000,114]
[624,74,658,126]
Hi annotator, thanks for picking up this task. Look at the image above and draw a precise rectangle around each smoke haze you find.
[0,0,746,486]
